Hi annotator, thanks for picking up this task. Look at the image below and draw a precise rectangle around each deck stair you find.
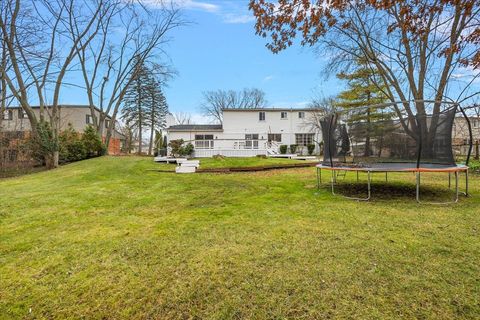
[266,141,280,155]
[175,160,200,174]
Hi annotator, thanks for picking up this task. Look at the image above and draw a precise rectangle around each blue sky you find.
[59,0,478,122]
[157,0,343,122]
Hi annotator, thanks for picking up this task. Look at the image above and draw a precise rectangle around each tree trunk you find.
[148,123,154,156]
[53,151,59,168]
[44,151,59,169]
[475,140,479,160]
[138,121,142,155]
[364,94,371,157]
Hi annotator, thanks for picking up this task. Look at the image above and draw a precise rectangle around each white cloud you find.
[141,0,220,13]
[142,0,255,24]
[222,13,255,24]
[175,0,219,13]
[263,75,274,82]
[452,66,480,83]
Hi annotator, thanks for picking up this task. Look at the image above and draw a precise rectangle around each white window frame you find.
[267,133,282,142]
[86,114,93,125]
[280,112,288,119]
[2,110,12,120]
[295,133,315,146]
[18,109,28,119]
[298,111,305,119]
[259,111,266,121]
[245,134,259,149]
[195,134,214,149]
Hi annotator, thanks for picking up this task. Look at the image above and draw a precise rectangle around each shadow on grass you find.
[319,181,459,202]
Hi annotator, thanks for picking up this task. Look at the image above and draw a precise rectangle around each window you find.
[8,150,17,162]
[280,112,288,119]
[105,120,110,129]
[295,133,315,146]
[298,111,305,119]
[259,111,265,121]
[473,119,479,128]
[245,134,259,149]
[195,134,214,149]
[18,109,27,119]
[267,133,282,142]
[86,114,93,124]
[2,110,12,120]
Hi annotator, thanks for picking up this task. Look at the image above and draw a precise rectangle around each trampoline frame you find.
[316,165,469,204]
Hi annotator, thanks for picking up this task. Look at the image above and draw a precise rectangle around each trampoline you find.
[316,100,473,204]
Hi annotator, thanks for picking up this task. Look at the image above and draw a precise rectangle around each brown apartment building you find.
[1,105,126,156]
[453,116,480,157]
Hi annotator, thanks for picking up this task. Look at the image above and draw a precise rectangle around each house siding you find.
[1,106,125,155]
[166,109,321,157]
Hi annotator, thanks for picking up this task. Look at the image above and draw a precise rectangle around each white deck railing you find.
[193,148,268,157]
[191,139,268,157]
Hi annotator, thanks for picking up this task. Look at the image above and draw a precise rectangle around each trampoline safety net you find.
[320,101,472,168]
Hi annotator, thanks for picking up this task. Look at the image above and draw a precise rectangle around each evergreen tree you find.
[82,125,104,157]
[336,59,393,157]
[153,129,164,156]
[145,75,169,155]
[121,56,150,154]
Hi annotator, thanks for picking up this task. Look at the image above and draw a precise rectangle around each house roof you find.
[167,124,223,132]
[7,105,111,118]
[221,107,312,112]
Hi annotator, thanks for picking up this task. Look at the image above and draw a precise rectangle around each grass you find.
[0,156,479,319]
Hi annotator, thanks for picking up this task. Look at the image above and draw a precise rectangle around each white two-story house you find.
[166,108,321,157]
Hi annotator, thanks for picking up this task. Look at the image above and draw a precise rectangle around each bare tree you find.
[72,2,182,153]
[0,0,109,167]
[250,0,480,158]
[173,112,192,125]
[200,88,267,123]
[304,97,337,149]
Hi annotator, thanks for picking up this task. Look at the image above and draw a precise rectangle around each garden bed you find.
[196,161,318,173]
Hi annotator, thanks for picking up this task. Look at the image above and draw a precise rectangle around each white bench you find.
[179,160,200,168]
[175,166,196,173]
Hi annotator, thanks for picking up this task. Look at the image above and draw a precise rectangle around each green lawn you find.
[1,156,479,319]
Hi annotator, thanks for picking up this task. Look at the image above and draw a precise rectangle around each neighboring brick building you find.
[1,105,126,156]
[452,116,480,157]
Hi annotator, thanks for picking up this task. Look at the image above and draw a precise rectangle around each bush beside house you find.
[59,124,105,164]
[168,139,194,157]
[289,144,297,154]
[307,144,315,155]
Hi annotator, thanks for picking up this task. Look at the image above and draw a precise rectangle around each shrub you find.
[59,124,87,163]
[168,139,194,157]
[279,145,288,154]
[183,143,194,156]
[307,144,315,155]
[289,144,298,154]
[29,121,59,167]
[168,139,184,157]
[82,125,104,158]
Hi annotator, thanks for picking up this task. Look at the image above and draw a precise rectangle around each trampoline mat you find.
[317,162,468,172]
